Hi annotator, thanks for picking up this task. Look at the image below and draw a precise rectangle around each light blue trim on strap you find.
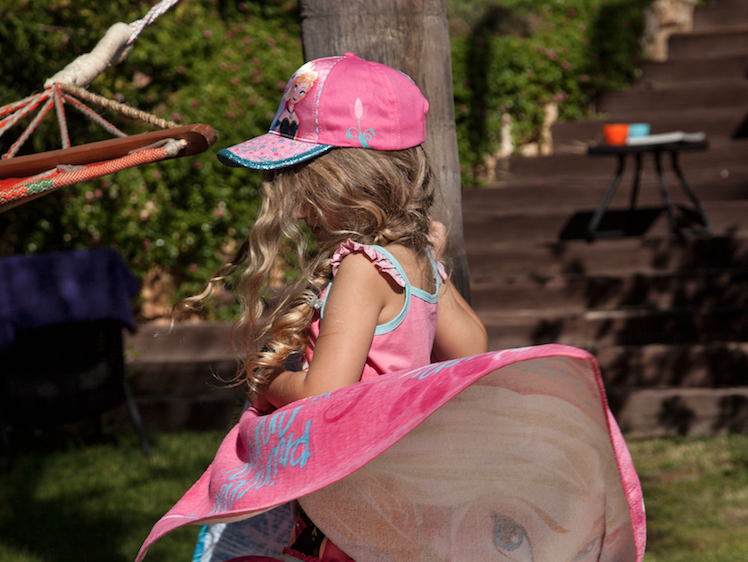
[369,244,411,335]
[414,248,441,304]
[320,244,441,336]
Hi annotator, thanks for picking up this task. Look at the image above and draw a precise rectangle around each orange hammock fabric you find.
[1,144,176,212]
[0,124,216,212]
[0,0,213,212]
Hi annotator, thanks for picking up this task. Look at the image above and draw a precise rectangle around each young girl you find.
[177,52,485,561]
[182,52,487,416]
[137,54,645,562]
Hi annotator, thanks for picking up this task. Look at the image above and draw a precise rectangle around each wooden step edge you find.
[672,23,748,37]
[592,339,748,358]
[624,78,748,93]
[477,304,748,323]
[126,355,240,366]
[607,386,748,438]
[464,195,748,212]
[469,266,748,287]
[592,341,748,389]
[102,393,242,431]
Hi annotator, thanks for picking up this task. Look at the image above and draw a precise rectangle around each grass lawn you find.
[1,428,747,562]
[0,429,226,562]
[631,435,748,562]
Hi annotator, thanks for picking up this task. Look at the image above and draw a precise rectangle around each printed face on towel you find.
[299,357,636,562]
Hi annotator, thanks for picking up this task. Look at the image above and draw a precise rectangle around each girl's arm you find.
[257,252,393,410]
[432,279,488,361]
[429,219,489,361]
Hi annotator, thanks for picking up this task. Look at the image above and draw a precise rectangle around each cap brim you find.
[217,133,334,170]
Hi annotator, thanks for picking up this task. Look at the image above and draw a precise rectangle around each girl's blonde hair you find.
[176,145,436,394]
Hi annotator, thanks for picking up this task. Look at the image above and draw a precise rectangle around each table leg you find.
[588,153,626,239]
[625,152,643,233]
[122,376,151,457]
[653,150,681,235]
[670,151,712,233]
[0,404,12,469]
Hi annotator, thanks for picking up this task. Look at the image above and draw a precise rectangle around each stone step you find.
[463,199,748,244]
[608,385,748,438]
[502,140,748,179]
[551,107,748,151]
[103,392,242,432]
[464,168,748,212]
[465,234,748,280]
[596,79,748,114]
[125,322,239,363]
[113,328,748,437]
[120,322,244,430]
[668,27,748,61]
[470,267,748,314]
[631,55,748,86]
[480,305,748,349]
[124,322,242,394]
[694,0,748,30]
[594,343,748,389]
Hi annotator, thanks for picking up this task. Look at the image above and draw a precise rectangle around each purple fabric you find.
[0,247,139,352]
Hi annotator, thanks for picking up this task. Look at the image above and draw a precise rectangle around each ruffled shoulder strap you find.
[330,239,406,288]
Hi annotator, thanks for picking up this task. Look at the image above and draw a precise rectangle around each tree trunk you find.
[299,0,471,302]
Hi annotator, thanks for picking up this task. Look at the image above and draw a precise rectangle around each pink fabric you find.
[330,241,406,287]
[308,241,439,381]
[217,53,429,170]
[136,345,646,562]
[607,409,647,557]
[221,558,285,562]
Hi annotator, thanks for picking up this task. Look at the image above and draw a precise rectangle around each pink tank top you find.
[306,240,445,381]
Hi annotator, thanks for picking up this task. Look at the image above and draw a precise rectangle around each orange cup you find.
[603,124,629,146]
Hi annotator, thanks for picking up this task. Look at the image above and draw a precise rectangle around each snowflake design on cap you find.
[346,98,375,148]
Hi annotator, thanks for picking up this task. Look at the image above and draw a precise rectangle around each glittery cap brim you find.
[217,133,334,170]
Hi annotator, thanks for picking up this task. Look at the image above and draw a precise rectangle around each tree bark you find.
[299,0,471,301]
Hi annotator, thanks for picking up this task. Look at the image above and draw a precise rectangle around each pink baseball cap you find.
[217,53,429,170]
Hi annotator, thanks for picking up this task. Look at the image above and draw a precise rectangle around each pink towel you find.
[137,345,645,562]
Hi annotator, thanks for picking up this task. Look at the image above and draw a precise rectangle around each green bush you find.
[0,0,302,318]
[0,0,653,314]
[450,0,652,182]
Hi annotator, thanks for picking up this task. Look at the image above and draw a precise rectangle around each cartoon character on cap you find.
[272,62,318,139]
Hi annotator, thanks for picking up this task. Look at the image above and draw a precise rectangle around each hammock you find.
[0,0,216,212]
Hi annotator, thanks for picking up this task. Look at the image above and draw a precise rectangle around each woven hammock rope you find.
[0,139,186,212]
[1,0,183,163]
[0,82,180,160]
[0,0,218,212]
[128,0,182,45]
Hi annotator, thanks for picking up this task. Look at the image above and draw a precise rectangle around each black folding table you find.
[586,140,711,239]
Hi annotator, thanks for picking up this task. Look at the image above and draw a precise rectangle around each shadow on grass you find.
[0,428,221,562]
[3,456,129,562]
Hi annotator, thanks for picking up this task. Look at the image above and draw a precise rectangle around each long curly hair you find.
[176,145,436,395]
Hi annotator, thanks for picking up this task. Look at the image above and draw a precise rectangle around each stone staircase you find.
[463,0,748,438]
